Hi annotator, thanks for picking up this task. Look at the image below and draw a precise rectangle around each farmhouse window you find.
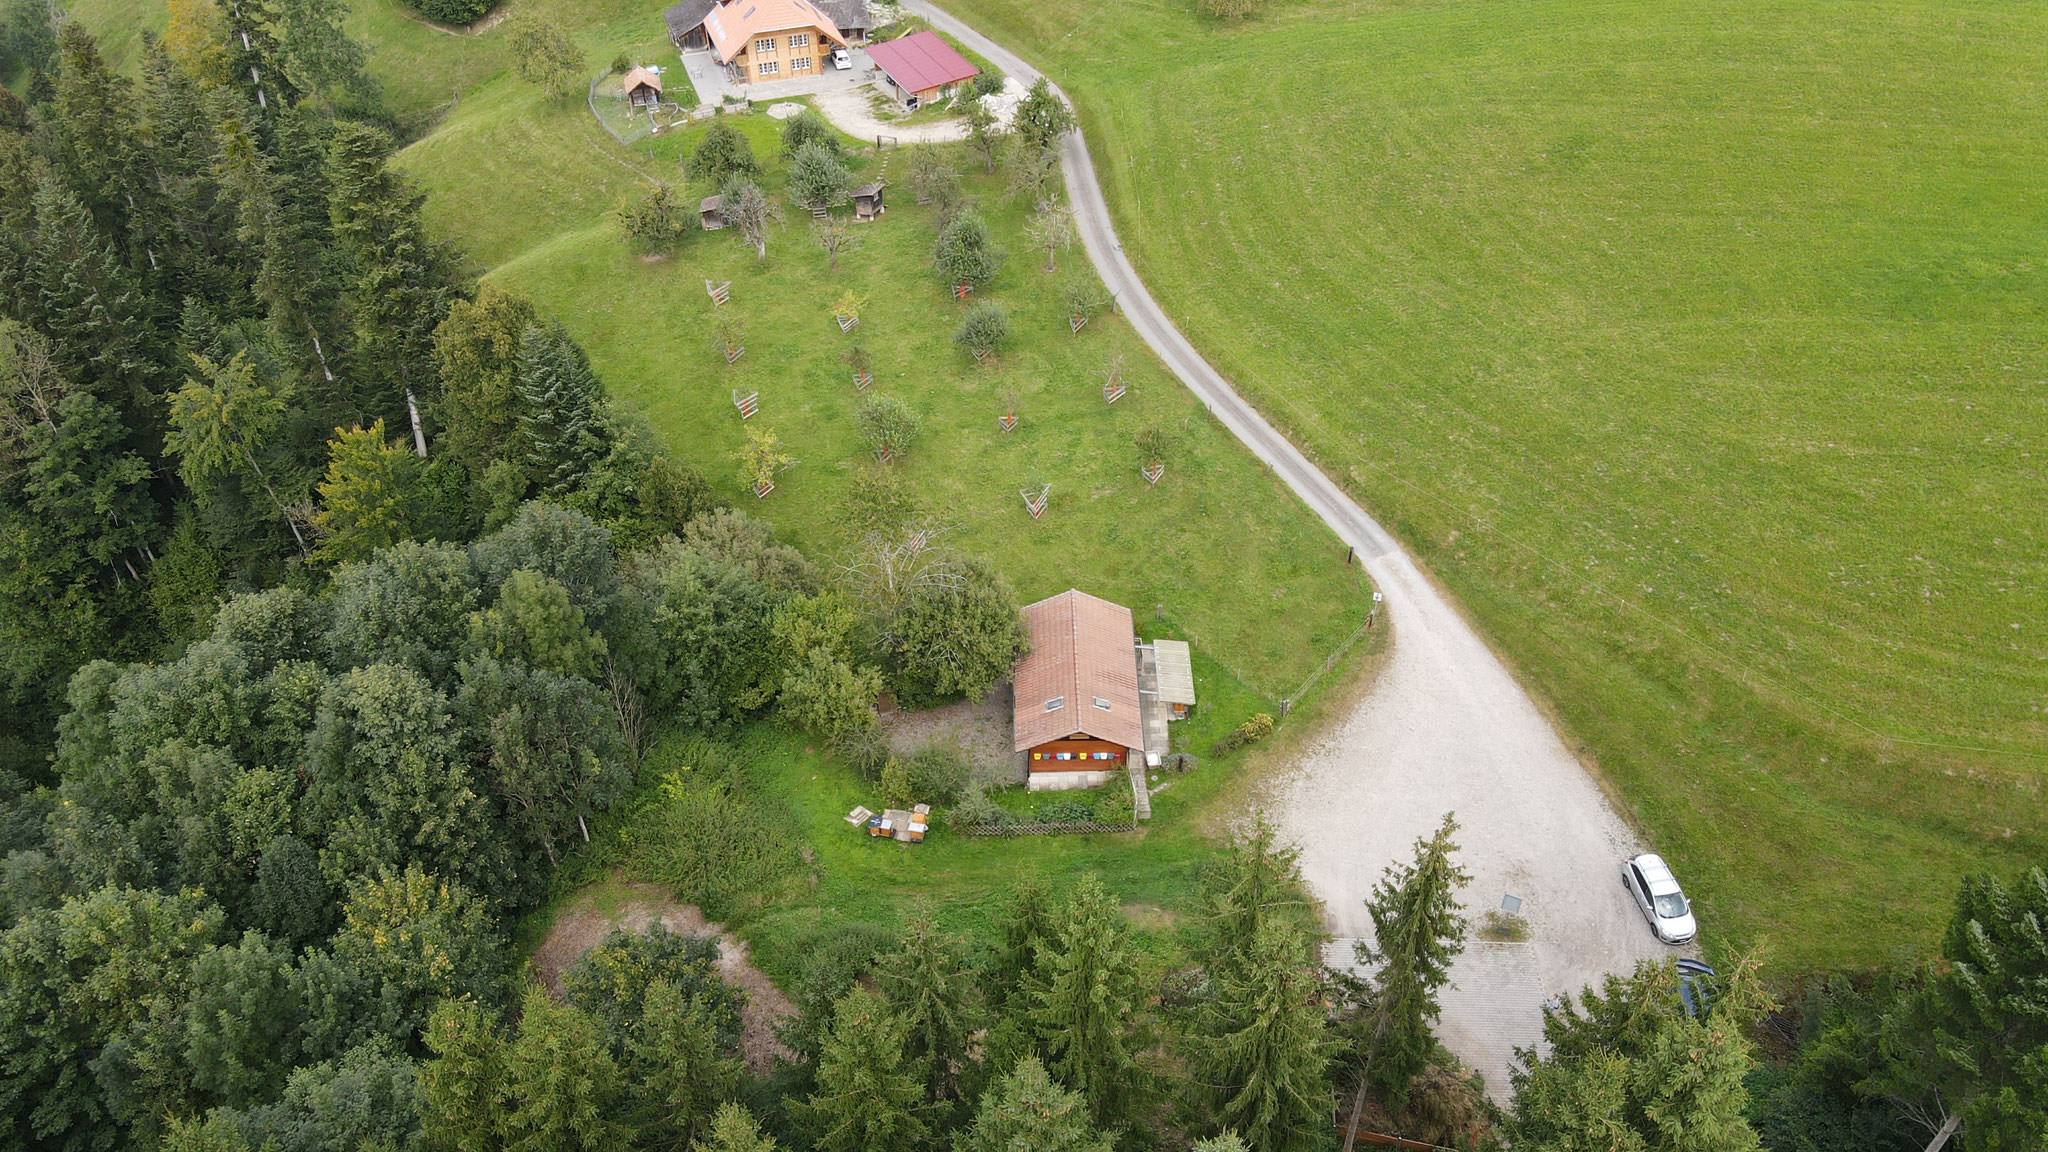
[756,37,777,53]
[1044,696,1064,712]
[756,60,777,75]
[789,33,810,47]
[792,55,812,71]
[1092,696,1111,711]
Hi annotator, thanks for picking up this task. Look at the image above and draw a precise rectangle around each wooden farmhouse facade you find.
[1012,590,1145,791]
[685,0,848,84]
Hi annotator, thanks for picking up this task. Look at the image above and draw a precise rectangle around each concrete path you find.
[905,0,1685,1098]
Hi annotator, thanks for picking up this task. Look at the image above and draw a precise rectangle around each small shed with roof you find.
[865,29,979,108]
[1013,590,1143,791]
[699,194,727,230]
[852,181,886,222]
[1151,638,1196,720]
[622,66,664,108]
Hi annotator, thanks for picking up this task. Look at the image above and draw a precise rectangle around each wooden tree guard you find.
[752,478,774,498]
[810,205,829,219]
[999,412,1018,433]
[1142,460,1165,486]
[916,192,932,205]
[706,280,731,306]
[851,370,873,391]
[836,312,859,332]
[1070,314,1088,334]
[972,347,991,364]
[875,446,894,464]
[1021,483,1050,520]
[1103,376,1126,404]
[722,343,746,364]
[953,282,973,300]
[732,390,758,419]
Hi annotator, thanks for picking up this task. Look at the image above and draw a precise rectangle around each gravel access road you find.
[904,0,1684,1098]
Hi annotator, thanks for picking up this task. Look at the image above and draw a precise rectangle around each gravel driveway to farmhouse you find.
[905,0,1685,1099]
[809,76,969,143]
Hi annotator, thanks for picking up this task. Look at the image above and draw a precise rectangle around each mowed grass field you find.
[931,0,2048,967]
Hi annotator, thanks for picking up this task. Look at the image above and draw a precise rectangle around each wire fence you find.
[954,819,1138,838]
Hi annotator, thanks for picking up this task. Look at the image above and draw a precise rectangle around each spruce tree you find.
[1918,865,2048,1146]
[515,321,611,496]
[874,905,978,1105]
[498,986,629,1152]
[694,1102,778,1152]
[421,996,504,1152]
[1031,874,1149,1129]
[1505,954,1768,1152]
[1190,919,1332,1152]
[801,986,931,1152]
[1353,812,1470,1103]
[628,980,742,1152]
[327,122,455,453]
[1201,815,1309,979]
[957,1055,1115,1152]
[433,285,536,478]
[993,874,1055,1005]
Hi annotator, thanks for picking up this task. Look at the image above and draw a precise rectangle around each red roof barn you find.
[865,29,979,108]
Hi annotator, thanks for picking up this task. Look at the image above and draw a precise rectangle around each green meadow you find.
[931,0,2048,967]
[61,0,2047,970]
[64,0,1384,941]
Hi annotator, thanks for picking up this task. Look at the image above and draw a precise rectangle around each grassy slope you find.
[349,1,1376,941]
[929,0,2048,968]
[387,40,1375,698]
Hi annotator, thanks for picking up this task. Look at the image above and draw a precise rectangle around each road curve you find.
[904,0,1676,1097]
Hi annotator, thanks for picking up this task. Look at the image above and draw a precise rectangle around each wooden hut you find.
[622,66,663,108]
[699,194,727,230]
[1013,590,1144,791]
[852,182,886,223]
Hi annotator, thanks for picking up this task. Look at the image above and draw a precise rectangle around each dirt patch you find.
[528,881,795,1072]
[1121,903,1178,931]
[881,682,1021,787]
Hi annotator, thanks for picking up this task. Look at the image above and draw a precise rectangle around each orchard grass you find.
[928,0,2048,970]
[404,93,1374,700]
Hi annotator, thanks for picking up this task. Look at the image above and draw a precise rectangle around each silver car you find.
[1622,853,1697,944]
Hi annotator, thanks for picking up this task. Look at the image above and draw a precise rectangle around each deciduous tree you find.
[1013,78,1075,153]
[685,120,759,184]
[965,99,1006,173]
[717,177,784,261]
[888,556,1026,708]
[507,15,585,100]
[935,208,1005,288]
[1027,200,1077,272]
[315,419,424,564]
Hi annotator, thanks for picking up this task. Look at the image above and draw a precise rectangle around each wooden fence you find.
[954,819,1138,838]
